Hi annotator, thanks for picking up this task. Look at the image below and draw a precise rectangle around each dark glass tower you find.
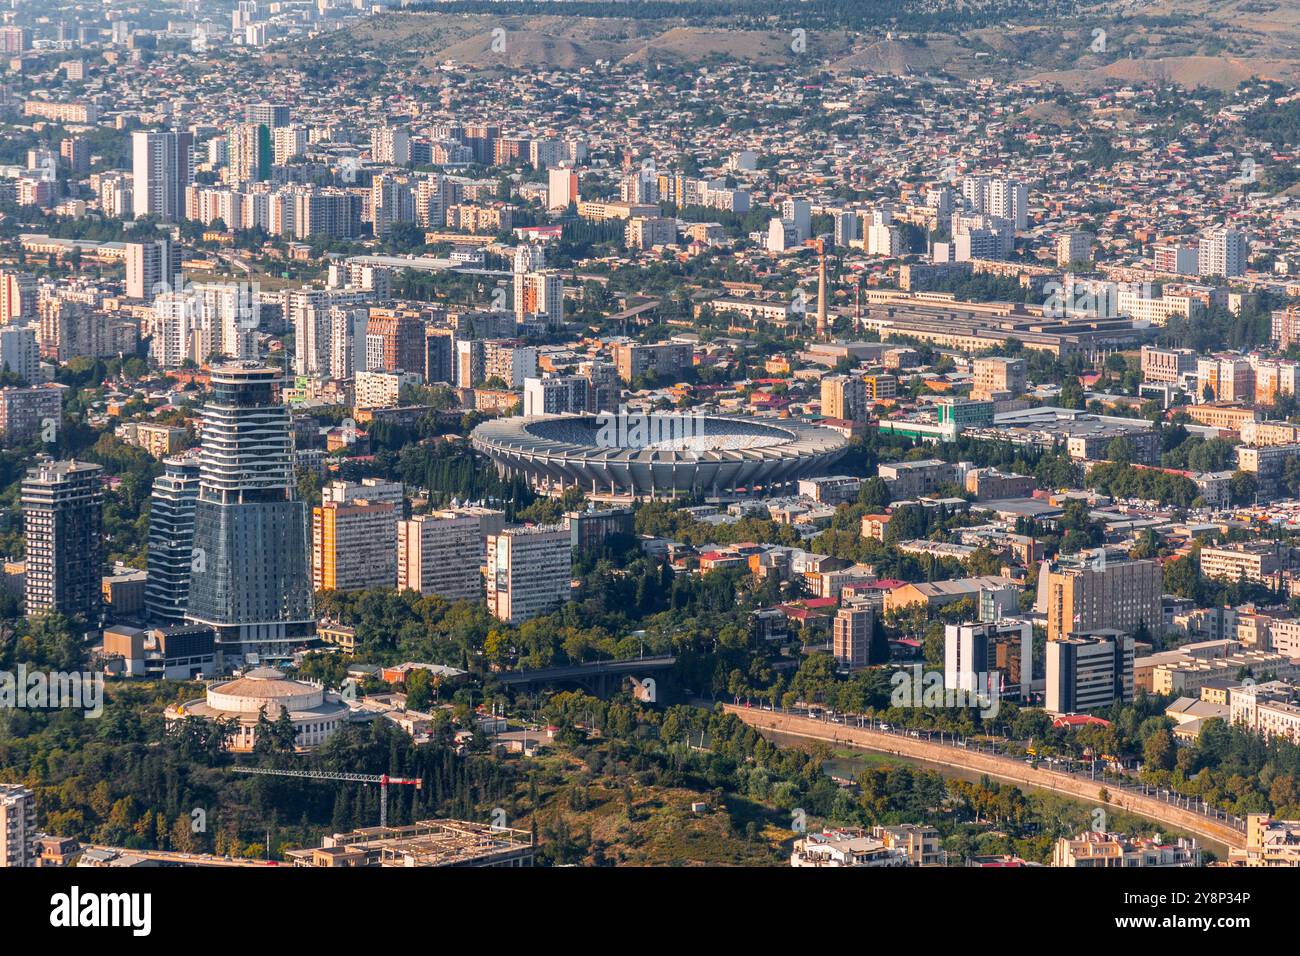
[145,455,199,623]
[22,459,103,622]
[185,363,312,665]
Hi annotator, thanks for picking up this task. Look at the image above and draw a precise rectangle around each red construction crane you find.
[232,767,422,828]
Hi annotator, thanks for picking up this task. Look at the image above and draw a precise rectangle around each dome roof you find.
[215,668,315,701]
[246,666,286,680]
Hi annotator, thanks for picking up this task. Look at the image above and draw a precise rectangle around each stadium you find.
[471,412,850,499]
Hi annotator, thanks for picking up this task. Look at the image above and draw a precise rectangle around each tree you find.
[1229,470,1258,506]
[171,814,198,853]
[1106,436,1135,464]
[405,669,434,710]
[1058,378,1085,410]
[1163,552,1202,601]
[868,614,890,666]
[858,477,891,510]
[1143,728,1175,772]
[272,705,298,751]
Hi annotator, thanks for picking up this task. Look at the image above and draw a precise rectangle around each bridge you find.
[495,655,676,698]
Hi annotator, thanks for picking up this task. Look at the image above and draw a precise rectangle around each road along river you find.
[725,704,1242,856]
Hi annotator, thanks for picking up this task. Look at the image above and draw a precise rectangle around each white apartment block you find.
[0,784,37,867]
[486,525,572,624]
[1230,681,1300,744]
[523,375,588,416]
[1198,228,1249,278]
[371,126,410,166]
[1153,242,1199,275]
[355,369,420,409]
[962,175,1028,230]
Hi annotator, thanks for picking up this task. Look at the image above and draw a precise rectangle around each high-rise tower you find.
[22,459,103,621]
[145,455,200,623]
[815,240,828,340]
[131,130,193,221]
[185,364,312,664]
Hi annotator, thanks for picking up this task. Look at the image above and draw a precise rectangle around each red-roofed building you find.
[699,551,746,572]
[779,598,838,626]
[803,597,838,610]
[966,855,1036,867]
[1051,713,1112,729]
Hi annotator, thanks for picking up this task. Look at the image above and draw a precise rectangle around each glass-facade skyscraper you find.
[185,363,312,664]
[145,455,200,623]
[22,459,103,621]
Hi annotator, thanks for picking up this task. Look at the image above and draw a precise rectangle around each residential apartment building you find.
[1044,558,1163,643]
[0,270,37,323]
[1051,831,1200,867]
[396,512,488,601]
[877,459,960,498]
[832,605,874,668]
[355,369,421,409]
[612,341,693,383]
[115,422,187,459]
[971,356,1026,401]
[125,238,182,301]
[312,480,402,592]
[145,456,200,624]
[1151,649,1300,696]
[1198,228,1249,278]
[821,375,867,421]
[0,384,64,441]
[132,130,192,222]
[523,375,589,417]
[0,785,37,867]
[1230,680,1300,744]
[486,525,572,624]
[1198,356,1254,403]
[1233,815,1300,866]
[22,459,104,620]
[1140,346,1198,384]
[791,828,909,867]
[1198,543,1289,586]
[1056,231,1092,267]
[184,364,313,663]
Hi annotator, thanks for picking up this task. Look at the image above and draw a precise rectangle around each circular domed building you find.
[166,667,351,752]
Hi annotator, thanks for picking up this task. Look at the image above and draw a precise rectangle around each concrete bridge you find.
[496,655,677,699]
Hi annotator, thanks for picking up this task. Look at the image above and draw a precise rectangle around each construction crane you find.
[232,767,422,828]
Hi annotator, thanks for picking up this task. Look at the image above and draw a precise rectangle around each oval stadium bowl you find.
[471,412,850,500]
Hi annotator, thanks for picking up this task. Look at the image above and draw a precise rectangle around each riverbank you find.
[726,704,1244,854]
